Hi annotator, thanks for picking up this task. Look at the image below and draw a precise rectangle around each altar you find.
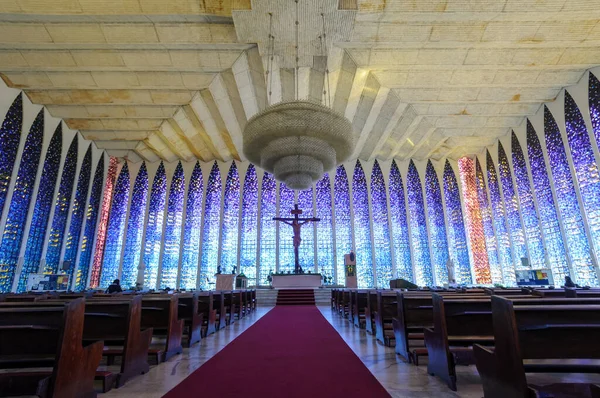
[272,274,322,288]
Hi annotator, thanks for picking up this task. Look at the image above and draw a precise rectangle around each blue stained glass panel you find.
[0,94,23,218]
[258,172,276,285]
[370,160,392,287]
[297,188,315,272]
[334,165,352,285]
[425,161,449,285]
[199,162,222,290]
[407,161,433,286]
[389,161,412,282]
[160,162,185,289]
[120,162,148,288]
[352,160,374,288]
[99,163,130,288]
[545,106,597,285]
[443,160,472,284]
[45,135,78,274]
[278,183,295,274]
[17,123,61,292]
[180,162,203,290]
[143,162,167,288]
[239,165,258,284]
[315,174,334,283]
[0,110,43,292]
[220,162,240,274]
[525,120,570,283]
[74,155,104,291]
[588,72,600,149]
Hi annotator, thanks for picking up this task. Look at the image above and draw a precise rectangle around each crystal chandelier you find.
[242,2,355,190]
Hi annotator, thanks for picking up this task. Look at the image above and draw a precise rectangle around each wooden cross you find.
[273,204,320,274]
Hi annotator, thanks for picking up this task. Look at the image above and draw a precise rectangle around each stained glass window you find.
[239,165,258,284]
[564,92,600,285]
[526,120,570,284]
[258,172,276,285]
[334,165,352,285]
[0,94,23,218]
[160,162,185,289]
[352,160,374,288]
[486,151,516,285]
[62,144,92,287]
[44,135,78,274]
[298,188,315,272]
[475,158,502,284]
[180,162,203,290]
[407,161,433,286]
[425,161,449,285]
[0,110,43,293]
[588,72,600,149]
[16,124,61,292]
[315,173,334,283]
[545,106,597,285]
[90,157,117,288]
[220,162,240,274]
[74,155,104,291]
[199,162,222,290]
[99,163,130,288]
[278,182,295,274]
[370,160,392,287]
[120,162,148,288]
[444,160,472,284]
[143,162,167,289]
[389,161,413,282]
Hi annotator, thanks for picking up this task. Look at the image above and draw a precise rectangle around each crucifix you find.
[273,204,320,274]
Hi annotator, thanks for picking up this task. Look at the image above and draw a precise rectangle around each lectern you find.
[215,274,236,290]
[344,252,357,288]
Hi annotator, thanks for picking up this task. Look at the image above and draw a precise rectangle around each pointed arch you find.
[389,161,412,282]
[160,162,185,289]
[407,161,433,286]
[258,172,276,285]
[239,164,258,283]
[278,182,295,274]
[17,124,61,292]
[425,161,449,285]
[74,155,104,291]
[143,162,167,288]
[180,162,203,290]
[545,106,596,285]
[199,162,222,290]
[121,162,148,288]
[0,110,43,292]
[0,93,23,217]
[353,160,374,288]
[334,165,352,285]
[370,160,392,287]
[99,162,130,288]
[315,173,334,283]
[220,162,240,274]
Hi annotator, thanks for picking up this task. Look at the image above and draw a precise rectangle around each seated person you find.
[106,279,123,294]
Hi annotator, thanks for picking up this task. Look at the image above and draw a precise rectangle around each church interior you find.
[2,0,600,397]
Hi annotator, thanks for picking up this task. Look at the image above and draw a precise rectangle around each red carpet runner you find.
[163,306,390,397]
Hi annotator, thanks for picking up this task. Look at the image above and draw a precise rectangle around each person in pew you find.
[106,279,123,294]
[564,275,580,288]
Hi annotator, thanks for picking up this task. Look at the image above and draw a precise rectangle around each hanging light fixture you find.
[242,1,355,190]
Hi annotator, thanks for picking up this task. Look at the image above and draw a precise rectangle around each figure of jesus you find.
[273,204,320,274]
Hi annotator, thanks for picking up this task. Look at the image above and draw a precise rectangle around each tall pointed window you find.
[370,160,392,287]
[389,161,412,282]
[17,124,61,292]
[0,94,23,217]
[240,165,258,283]
[588,72,600,149]
[407,161,433,286]
[425,161,449,285]
[315,174,334,282]
[160,162,185,289]
[298,188,315,271]
[143,162,167,288]
[353,160,374,288]
[199,162,222,290]
[121,163,148,288]
[334,165,352,285]
[278,182,295,274]
[220,162,240,274]
[99,163,130,288]
[0,110,43,293]
[545,106,596,285]
[180,162,203,290]
[258,172,276,285]
[444,160,472,284]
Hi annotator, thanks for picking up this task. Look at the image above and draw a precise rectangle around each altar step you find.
[255,288,331,306]
[276,289,315,306]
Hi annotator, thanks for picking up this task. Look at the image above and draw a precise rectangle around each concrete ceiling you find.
[0,0,598,162]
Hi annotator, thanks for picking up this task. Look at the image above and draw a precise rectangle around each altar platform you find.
[271,274,322,289]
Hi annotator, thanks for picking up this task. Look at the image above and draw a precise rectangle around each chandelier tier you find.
[243,100,354,190]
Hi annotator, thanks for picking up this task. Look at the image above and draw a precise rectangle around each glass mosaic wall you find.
[17,124,61,292]
[220,162,240,274]
[179,162,203,290]
[352,161,375,288]
[334,165,352,285]
[370,160,393,287]
[258,172,276,285]
[239,165,258,283]
[143,162,167,288]
[589,72,600,149]
[121,162,148,288]
[297,188,315,272]
[278,182,295,273]
[425,161,449,285]
[315,173,334,283]
[389,161,412,281]
[160,162,185,289]
[0,94,22,218]
[199,162,222,290]
[407,161,433,286]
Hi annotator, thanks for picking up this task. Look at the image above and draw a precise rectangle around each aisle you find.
[163,306,390,398]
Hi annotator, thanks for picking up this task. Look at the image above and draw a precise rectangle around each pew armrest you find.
[474,343,528,398]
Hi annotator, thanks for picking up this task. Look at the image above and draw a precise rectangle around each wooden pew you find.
[339,290,350,318]
[251,289,257,310]
[566,288,600,298]
[347,289,355,322]
[531,288,567,298]
[212,291,227,330]
[352,290,368,328]
[393,292,433,364]
[198,291,217,336]
[0,299,103,398]
[375,291,397,346]
[364,291,378,334]
[222,291,236,325]
[141,295,184,362]
[331,289,337,310]
[475,296,600,398]
[177,293,203,347]
[232,290,244,320]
